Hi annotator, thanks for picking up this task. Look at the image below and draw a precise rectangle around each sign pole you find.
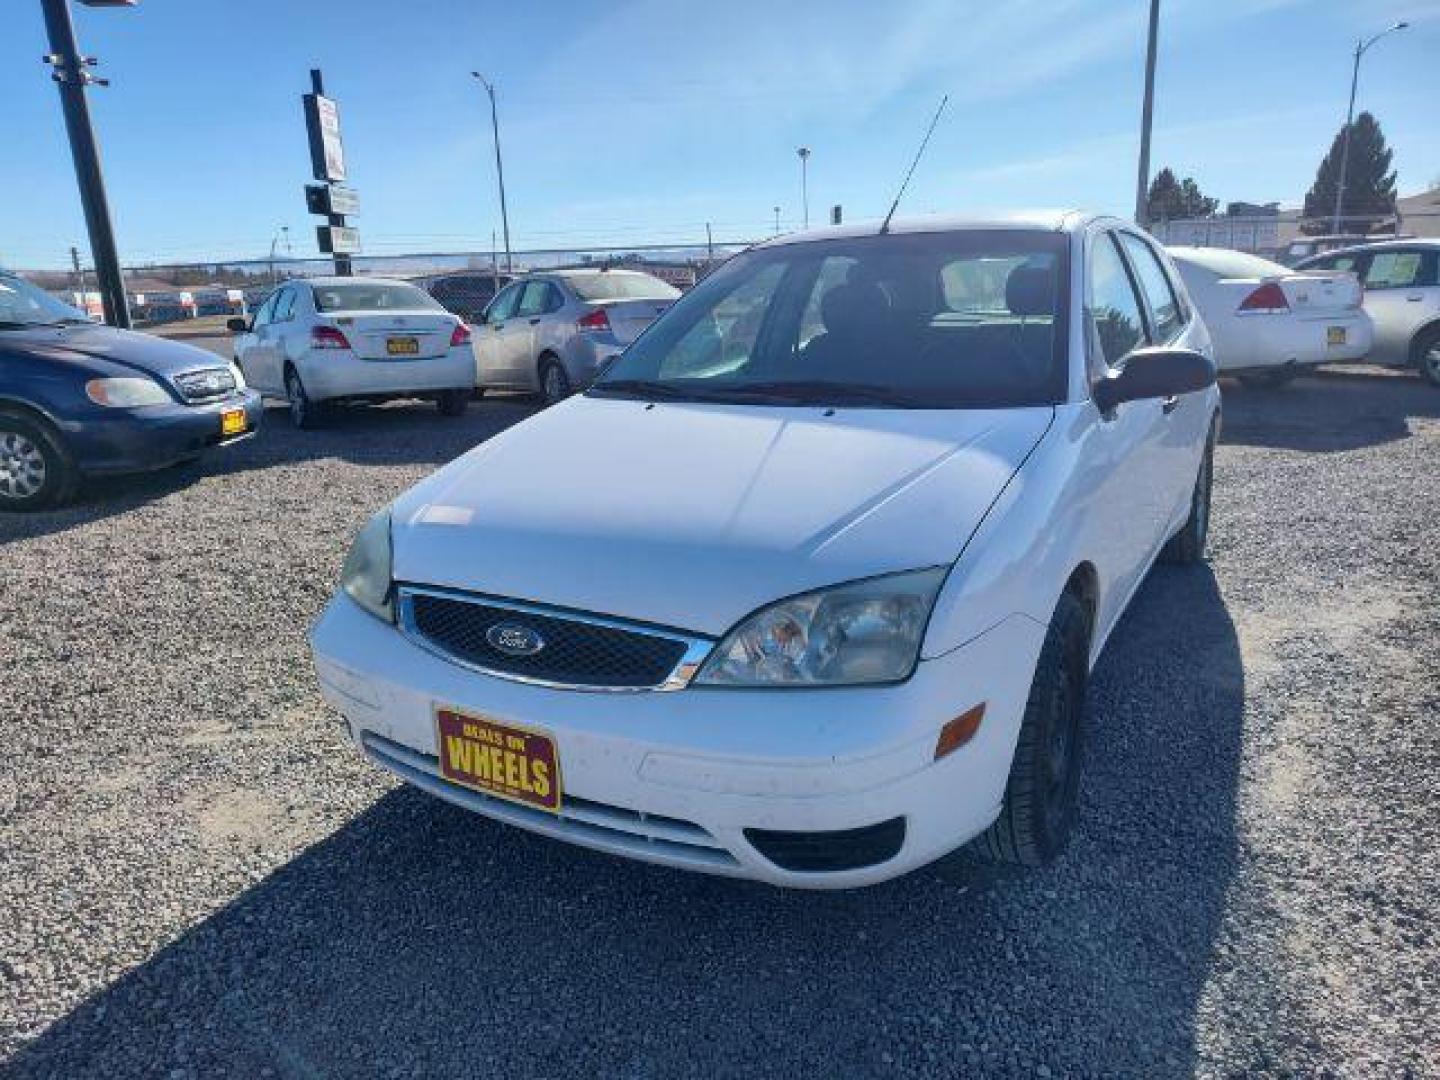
[304,68,355,275]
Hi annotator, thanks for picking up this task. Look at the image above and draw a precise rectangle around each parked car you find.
[474,269,680,404]
[418,270,512,325]
[0,269,261,510]
[1276,234,1380,267]
[309,212,1219,887]
[230,277,475,428]
[1295,239,1440,386]
[1168,246,1371,387]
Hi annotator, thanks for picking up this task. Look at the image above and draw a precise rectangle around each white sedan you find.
[231,277,475,428]
[310,212,1220,888]
[1168,246,1371,387]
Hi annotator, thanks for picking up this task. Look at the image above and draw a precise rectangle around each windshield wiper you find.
[589,379,721,402]
[721,380,925,408]
[0,320,45,330]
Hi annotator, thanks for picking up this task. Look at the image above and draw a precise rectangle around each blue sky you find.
[4,0,1438,271]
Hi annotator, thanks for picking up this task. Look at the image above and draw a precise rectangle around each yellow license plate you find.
[436,707,562,813]
[1327,326,1347,345]
[387,336,419,356]
[220,408,247,436]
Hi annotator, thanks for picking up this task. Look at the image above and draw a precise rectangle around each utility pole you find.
[472,72,513,274]
[40,0,131,328]
[1133,0,1160,229]
[1332,22,1409,235]
[69,245,88,308]
[773,206,781,235]
[705,221,714,264]
[797,147,811,229]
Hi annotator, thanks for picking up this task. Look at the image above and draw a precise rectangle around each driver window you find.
[486,284,521,324]
[1088,234,1147,368]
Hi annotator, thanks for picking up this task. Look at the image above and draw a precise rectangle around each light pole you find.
[1332,21,1409,235]
[773,206,781,235]
[267,225,290,285]
[797,147,811,229]
[472,72,513,274]
[1133,0,1160,228]
[40,0,133,328]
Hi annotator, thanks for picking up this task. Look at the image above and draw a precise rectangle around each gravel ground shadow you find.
[1218,367,1439,453]
[5,568,1242,1079]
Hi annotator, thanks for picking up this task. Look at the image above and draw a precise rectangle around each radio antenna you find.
[879,95,949,235]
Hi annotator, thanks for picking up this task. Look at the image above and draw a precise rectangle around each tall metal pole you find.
[1133,0,1160,228]
[1332,23,1408,236]
[40,0,130,328]
[473,73,513,274]
[773,206,781,235]
[797,148,811,229]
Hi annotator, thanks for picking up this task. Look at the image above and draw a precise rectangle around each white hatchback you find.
[310,213,1220,888]
[231,277,476,428]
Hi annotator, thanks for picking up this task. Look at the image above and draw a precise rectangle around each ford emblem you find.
[486,622,545,657]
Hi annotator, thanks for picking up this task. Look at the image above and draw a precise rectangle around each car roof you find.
[547,267,665,278]
[749,210,1102,250]
[1306,237,1439,258]
[293,276,422,288]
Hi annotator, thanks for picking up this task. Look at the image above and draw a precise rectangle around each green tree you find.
[1146,168,1219,221]
[1302,111,1397,235]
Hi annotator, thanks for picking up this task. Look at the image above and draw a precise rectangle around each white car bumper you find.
[300,347,476,402]
[1220,311,1372,371]
[309,593,1047,888]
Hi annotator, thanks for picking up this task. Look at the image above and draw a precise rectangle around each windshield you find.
[567,273,681,302]
[590,231,1068,408]
[0,274,92,328]
[312,282,444,313]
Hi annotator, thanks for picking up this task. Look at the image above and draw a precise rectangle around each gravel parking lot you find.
[2,369,1437,1078]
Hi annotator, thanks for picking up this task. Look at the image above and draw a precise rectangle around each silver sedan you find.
[472,269,680,404]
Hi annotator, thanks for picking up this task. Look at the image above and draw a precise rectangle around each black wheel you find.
[1160,422,1216,565]
[437,389,469,417]
[0,411,76,511]
[285,366,322,429]
[977,590,1090,866]
[539,358,571,406]
[1413,327,1440,388]
[1237,367,1297,389]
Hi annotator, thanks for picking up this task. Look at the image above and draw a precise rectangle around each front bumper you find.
[310,592,1046,888]
[62,388,262,475]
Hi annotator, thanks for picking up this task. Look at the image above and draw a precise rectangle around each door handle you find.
[491,323,503,331]
[528,317,541,325]
[1161,395,1179,415]
[1406,294,1424,302]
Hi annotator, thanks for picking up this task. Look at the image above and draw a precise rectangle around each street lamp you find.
[40,0,134,328]
[797,147,811,229]
[1332,21,1409,235]
[1133,0,1161,228]
[472,71,513,274]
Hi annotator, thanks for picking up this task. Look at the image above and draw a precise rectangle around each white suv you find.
[310,213,1219,888]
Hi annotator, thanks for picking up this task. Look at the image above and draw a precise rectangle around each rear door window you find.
[1118,234,1183,342]
[1363,250,1437,289]
[272,287,296,323]
[516,281,552,318]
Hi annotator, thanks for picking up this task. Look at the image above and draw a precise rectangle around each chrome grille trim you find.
[172,366,238,402]
[396,584,713,693]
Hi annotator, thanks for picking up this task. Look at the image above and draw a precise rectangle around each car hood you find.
[4,324,226,378]
[392,396,1052,636]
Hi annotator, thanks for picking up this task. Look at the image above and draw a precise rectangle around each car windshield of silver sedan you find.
[312,283,445,313]
[0,274,92,329]
[590,230,1068,408]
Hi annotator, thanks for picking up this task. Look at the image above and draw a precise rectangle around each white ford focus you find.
[310,213,1220,888]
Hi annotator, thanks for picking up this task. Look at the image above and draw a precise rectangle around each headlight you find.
[694,568,947,688]
[340,508,394,623]
[84,377,172,408]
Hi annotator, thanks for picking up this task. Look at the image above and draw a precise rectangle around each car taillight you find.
[1238,282,1290,313]
[450,322,472,346]
[577,308,611,333]
[311,325,352,350]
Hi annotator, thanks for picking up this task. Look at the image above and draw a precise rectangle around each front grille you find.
[173,366,237,402]
[400,588,702,690]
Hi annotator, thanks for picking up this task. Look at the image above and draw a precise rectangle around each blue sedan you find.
[0,270,262,510]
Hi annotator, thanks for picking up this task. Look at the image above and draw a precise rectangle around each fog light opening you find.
[935,703,986,759]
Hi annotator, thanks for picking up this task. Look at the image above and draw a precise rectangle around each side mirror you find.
[1093,346,1215,413]
[226,317,249,333]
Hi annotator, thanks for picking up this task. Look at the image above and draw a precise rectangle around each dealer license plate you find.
[220,408,247,436]
[1327,326,1347,346]
[435,707,561,813]
[387,336,419,356]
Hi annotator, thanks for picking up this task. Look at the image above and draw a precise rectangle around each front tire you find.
[0,412,76,511]
[1160,422,1215,566]
[539,358,571,406]
[977,590,1090,866]
[285,367,322,430]
[1413,327,1440,388]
